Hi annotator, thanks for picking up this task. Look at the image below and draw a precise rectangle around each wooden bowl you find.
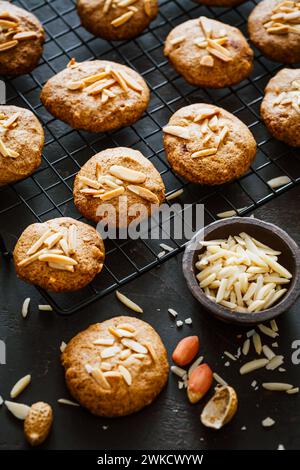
[182,217,300,325]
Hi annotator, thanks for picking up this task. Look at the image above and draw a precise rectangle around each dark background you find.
[1,189,300,450]
[1,0,300,451]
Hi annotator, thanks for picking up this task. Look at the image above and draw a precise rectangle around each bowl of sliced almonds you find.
[182,217,300,325]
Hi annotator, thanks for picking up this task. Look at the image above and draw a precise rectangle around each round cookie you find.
[73,147,165,227]
[0,105,44,186]
[13,217,105,292]
[61,316,169,417]
[0,1,44,76]
[261,68,300,147]
[193,0,245,6]
[248,0,300,64]
[40,59,150,133]
[77,0,158,41]
[163,103,257,185]
[164,16,253,89]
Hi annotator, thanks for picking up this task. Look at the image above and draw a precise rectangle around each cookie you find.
[164,16,253,89]
[0,105,44,186]
[193,0,245,6]
[13,217,105,292]
[163,103,257,185]
[261,68,300,147]
[73,147,165,227]
[77,0,158,41]
[61,316,169,417]
[248,0,300,64]
[40,59,150,133]
[0,1,44,76]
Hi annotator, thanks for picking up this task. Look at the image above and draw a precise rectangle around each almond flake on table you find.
[115,290,143,313]
[5,401,30,420]
[0,395,3,406]
[213,372,228,386]
[21,297,31,318]
[184,318,192,325]
[60,341,67,353]
[166,189,184,201]
[38,304,53,311]
[262,417,275,428]
[168,308,178,318]
[57,398,80,407]
[159,243,174,252]
[10,374,31,399]
[267,176,291,189]
[176,320,183,328]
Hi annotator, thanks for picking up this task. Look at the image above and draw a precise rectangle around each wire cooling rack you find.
[1,0,300,314]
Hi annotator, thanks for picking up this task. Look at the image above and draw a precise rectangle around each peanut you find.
[172,336,199,366]
[187,363,213,404]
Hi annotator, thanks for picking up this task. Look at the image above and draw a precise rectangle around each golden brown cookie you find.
[261,68,300,147]
[77,0,158,41]
[40,59,150,133]
[61,316,169,417]
[163,103,257,185]
[0,105,44,186]
[13,217,105,292]
[73,147,165,227]
[193,0,245,5]
[164,16,253,89]
[248,0,300,64]
[0,1,44,76]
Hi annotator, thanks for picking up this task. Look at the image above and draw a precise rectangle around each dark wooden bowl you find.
[182,217,300,325]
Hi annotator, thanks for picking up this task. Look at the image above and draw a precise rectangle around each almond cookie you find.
[163,103,257,185]
[0,1,44,76]
[164,16,253,89]
[0,105,44,186]
[261,68,300,147]
[40,59,150,133]
[77,0,158,41]
[13,217,105,292]
[61,316,169,417]
[73,147,165,227]
[248,0,300,64]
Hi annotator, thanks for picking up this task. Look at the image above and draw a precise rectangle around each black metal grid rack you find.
[1,0,300,314]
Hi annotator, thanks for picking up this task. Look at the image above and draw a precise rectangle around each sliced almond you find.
[117,323,136,333]
[127,185,159,204]
[0,19,18,28]
[144,0,152,16]
[115,290,143,313]
[200,55,214,67]
[119,349,132,360]
[143,342,157,362]
[100,186,125,201]
[100,362,112,371]
[93,338,115,346]
[121,338,148,354]
[207,38,231,57]
[118,70,143,92]
[5,401,30,420]
[10,374,31,399]
[110,69,128,92]
[109,165,146,183]
[66,80,84,91]
[162,125,191,139]
[57,398,80,406]
[118,365,132,385]
[17,248,48,268]
[194,108,218,122]
[78,175,101,189]
[48,262,75,272]
[44,232,63,249]
[13,31,38,40]
[0,136,9,156]
[26,229,52,256]
[82,72,109,85]
[100,345,121,359]
[170,35,186,46]
[91,368,111,389]
[207,47,232,62]
[103,0,113,13]
[2,112,20,128]
[86,78,116,95]
[103,371,122,379]
[111,11,134,27]
[191,148,218,158]
[0,40,18,53]
[108,327,135,338]
[68,224,77,255]
[199,16,212,38]
[38,254,78,266]
[79,188,105,195]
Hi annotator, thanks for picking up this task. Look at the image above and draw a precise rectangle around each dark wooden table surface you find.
[1,186,300,450]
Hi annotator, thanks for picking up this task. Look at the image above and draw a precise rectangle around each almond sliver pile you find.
[196,232,292,313]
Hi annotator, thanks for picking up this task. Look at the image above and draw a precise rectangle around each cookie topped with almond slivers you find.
[248,0,300,64]
[13,217,105,292]
[61,316,169,417]
[0,1,44,76]
[261,68,300,147]
[163,103,257,185]
[40,59,150,133]
[0,105,44,186]
[164,16,253,89]
[73,147,165,227]
[77,0,158,41]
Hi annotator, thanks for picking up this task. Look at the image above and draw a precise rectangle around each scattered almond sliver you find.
[21,297,30,319]
[5,401,30,420]
[115,290,143,313]
[267,176,291,189]
[57,398,80,407]
[10,374,31,399]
